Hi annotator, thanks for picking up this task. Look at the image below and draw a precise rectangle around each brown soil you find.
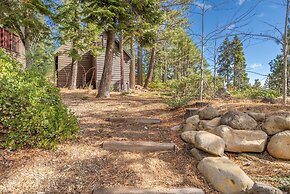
[0,89,289,193]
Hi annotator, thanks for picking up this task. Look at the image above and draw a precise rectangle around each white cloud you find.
[238,0,246,5]
[251,63,262,69]
[195,1,212,10]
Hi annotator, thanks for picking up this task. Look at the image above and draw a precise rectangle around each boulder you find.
[198,157,254,194]
[198,105,220,120]
[181,131,197,145]
[183,115,200,131]
[248,112,266,122]
[213,125,268,153]
[198,117,221,131]
[262,116,290,135]
[190,148,216,161]
[248,182,283,194]
[195,131,225,156]
[267,131,290,160]
[184,108,199,120]
[221,110,258,130]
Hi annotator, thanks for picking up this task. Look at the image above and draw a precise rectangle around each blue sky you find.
[189,0,286,84]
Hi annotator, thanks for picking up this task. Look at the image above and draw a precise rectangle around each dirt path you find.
[1,89,289,193]
[0,89,215,193]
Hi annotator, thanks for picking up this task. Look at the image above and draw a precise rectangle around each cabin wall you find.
[57,34,131,90]
[56,44,93,88]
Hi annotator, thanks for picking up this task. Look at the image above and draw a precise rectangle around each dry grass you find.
[0,89,289,193]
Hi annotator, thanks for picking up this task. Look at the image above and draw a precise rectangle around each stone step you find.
[93,187,205,194]
[102,141,176,152]
[107,117,161,124]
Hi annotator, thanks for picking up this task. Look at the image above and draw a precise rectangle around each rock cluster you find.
[180,105,286,194]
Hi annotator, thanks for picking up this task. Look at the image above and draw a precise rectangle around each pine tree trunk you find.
[144,47,156,88]
[137,43,143,85]
[24,26,30,69]
[97,30,115,98]
[70,59,78,90]
[163,60,168,82]
[119,31,125,90]
[129,36,136,89]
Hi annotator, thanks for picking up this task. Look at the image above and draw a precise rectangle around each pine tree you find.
[84,0,162,97]
[231,36,249,90]
[217,37,232,88]
[267,55,284,94]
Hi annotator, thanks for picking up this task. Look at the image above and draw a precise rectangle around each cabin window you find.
[0,28,19,53]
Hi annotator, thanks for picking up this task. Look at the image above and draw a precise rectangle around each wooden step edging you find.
[107,117,161,124]
[102,141,176,152]
[93,187,205,194]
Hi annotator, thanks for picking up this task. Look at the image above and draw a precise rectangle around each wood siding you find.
[56,40,131,89]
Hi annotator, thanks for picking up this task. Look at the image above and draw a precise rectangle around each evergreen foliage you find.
[217,36,249,90]
[0,49,79,150]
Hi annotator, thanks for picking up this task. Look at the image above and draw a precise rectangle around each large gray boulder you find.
[183,115,200,131]
[181,131,197,145]
[267,130,290,160]
[262,116,290,135]
[221,110,258,130]
[248,182,283,194]
[213,125,268,153]
[197,157,254,194]
[248,112,266,122]
[198,117,221,131]
[198,105,220,120]
[195,131,225,156]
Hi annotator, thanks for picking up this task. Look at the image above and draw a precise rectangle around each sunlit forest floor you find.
[0,89,289,193]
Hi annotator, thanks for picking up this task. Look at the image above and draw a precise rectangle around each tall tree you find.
[231,36,248,89]
[85,0,162,97]
[217,37,232,88]
[129,36,136,89]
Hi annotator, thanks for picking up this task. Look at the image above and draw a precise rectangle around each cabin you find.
[55,33,131,90]
[0,28,26,65]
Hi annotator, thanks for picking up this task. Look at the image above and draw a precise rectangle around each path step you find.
[102,141,176,152]
[107,117,161,124]
[93,187,205,194]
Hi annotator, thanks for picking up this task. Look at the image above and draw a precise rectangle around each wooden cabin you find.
[55,33,131,90]
[0,28,26,65]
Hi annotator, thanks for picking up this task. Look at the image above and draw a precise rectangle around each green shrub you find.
[231,87,280,99]
[0,49,79,150]
[164,74,201,109]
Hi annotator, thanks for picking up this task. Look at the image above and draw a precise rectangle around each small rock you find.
[184,108,199,120]
[267,130,290,160]
[213,125,268,153]
[262,116,290,135]
[248,182,283,194]
[195,131,225,156]
[181,131,197,145]
[171,125,181,131]
[190,148,215,161]
[183,115,200,131]
[221,110,258,130]
[198,105,220,120]
[198,117,221,131]
[197,157,254,194]
[248,112,266,122]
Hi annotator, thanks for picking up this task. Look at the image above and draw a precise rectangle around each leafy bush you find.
[0,49,79,150]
